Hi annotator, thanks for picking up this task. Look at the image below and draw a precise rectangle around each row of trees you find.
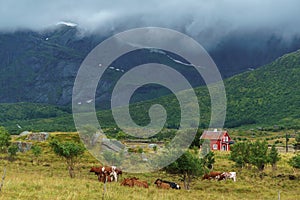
[230,140,280,171]
[230,140,300,173]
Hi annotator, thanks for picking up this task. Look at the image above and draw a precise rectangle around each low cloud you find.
[1,0,300,47]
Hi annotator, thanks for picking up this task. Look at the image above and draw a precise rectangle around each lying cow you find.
[120,177,149,188]
[154,179,181,189]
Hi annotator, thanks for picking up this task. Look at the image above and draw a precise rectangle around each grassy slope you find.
[0,132,299,200]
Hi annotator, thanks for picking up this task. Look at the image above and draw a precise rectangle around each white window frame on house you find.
[224,136,229,142]
[213,144,218,150]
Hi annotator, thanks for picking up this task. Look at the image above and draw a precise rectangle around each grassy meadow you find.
[0,132,299,200]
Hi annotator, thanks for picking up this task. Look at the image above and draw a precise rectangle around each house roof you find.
[200,130,227,140]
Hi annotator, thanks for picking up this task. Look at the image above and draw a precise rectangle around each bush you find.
[295,133,300,143]
[230,140,269,171]
[137,147,143,154]
[268,144,280,170]
[249,140,269,171]
[0,127,10,153]
[7,144,18,161]
[288,154,300,169]
[31,145,42,164]
[230,142,251,168]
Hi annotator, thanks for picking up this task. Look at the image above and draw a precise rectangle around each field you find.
[0,132,300,200]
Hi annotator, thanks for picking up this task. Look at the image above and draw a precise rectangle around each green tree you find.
[50,140,85,178]
[202,151,215,170]
[296,133,300,143]
[0,127,10,153]
[7,144,18,161]
[249,140,269,171]
[137,147,143,154]
[268,144,280,170]
[288,154,300,171]
[230,142,251,168]
[153,145,157,152]
[190,129,203,148]
[294,133,300,151]
[165,151,204,190]
[116,131,127,140]
[31,145,42,165]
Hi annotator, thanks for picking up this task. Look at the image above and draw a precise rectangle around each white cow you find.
[222,172,236,182]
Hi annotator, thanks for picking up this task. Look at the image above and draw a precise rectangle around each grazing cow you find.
[221,172,237,182]
[121,177,149,188]
[154,179,181,189]
[98,172,113,182]
[202,172,222,180]
[90,166,122,182]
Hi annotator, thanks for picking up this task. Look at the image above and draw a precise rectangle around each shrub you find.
[268,144,280,170]
[31,145,42,164]
[249,140,269,171]
[7,144,18,161]
[288,154,300,169]
[230,142,251,168]
[0,127,10,153]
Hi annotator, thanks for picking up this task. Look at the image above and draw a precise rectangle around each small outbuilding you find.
[200,129,232,151]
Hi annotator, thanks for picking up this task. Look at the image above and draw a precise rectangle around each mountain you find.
[1,26,300,106]
[2,49,300,133]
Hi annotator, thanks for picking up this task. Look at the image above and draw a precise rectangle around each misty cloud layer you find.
[1,0,300,47]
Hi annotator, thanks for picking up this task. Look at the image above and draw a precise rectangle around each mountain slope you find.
[225,49,300,128]
[1,27,300,106]
[2,49,300,133]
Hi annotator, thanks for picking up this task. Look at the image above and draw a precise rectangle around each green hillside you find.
[1,49,300,133]
[225,49,300,128]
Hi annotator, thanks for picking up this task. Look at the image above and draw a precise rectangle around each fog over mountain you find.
[1,0,300,46]
[1,1,300,105]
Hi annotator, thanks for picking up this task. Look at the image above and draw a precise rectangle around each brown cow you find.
[202,171,222,180]
[154,179,181,189]
[98,172,113,182]
[90,167,102,175]
[120,177,149,188]
[154,179,171,189]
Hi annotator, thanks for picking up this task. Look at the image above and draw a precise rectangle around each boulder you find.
[26,132,49,141]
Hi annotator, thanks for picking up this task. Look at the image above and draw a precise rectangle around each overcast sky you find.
[1,0,300,42]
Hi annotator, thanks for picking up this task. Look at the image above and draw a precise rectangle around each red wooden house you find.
[200,129,232,151]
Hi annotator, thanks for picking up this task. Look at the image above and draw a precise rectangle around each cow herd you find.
[89,165,236,190]
[89,165,181,189]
